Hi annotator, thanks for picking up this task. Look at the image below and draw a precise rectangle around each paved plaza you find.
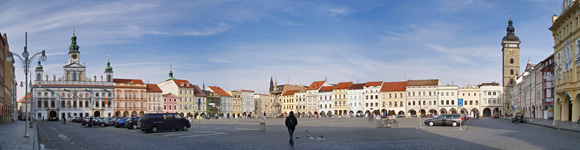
[28,117,580,150]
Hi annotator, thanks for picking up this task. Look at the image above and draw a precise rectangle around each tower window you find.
[510,79,514,85]
[510,69,514,75]
[510,58,514,64]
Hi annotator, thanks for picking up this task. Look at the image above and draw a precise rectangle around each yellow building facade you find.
[550,0,580,123]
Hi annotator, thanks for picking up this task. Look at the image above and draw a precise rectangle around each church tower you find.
[502,17,520,88]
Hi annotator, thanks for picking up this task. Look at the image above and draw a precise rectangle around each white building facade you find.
[33,32,115,120]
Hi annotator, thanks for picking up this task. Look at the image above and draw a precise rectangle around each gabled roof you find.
[335,82,352,90]
[241,90,254,92]
[173,79,194,88]
[208,86,231,97]
[113,78,144,84]
[282,90,299,96]
[162,92,177,97]
[406,79,439,86]
[319,85,336,92]
[365,81,383,87]
[146,84,163,92]
[18,93,31,103]
[307,81,326,90]
[380,81,407,92]
[193,85,207,97]
[348,83,365,90]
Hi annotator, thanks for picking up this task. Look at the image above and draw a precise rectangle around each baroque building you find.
[33,31,115,120]
[549,0,580,124]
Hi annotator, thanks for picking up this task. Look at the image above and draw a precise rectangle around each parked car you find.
[512,112,525,123]
[103,118,115,125]
[115,118,127,127]
[493,114,500,118]
[93,118,109,127]
[424,114,463,127]
[81,117,95,127]
[70,117,79,122]
[140,113,190,133]
[126,117,141,129]
[136,118,142,129]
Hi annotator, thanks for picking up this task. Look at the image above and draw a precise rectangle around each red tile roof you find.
[208,86,231,97]
[319,85,336,92]
[18,93,31,103]
[307,81,326,90]
[365,81,383,87]
[335,82,353,90]
[113,78,144,84]
[282,90,299,96]
[348,83,365,90]
[146,84,163,92]
[173,79,195,88]
[406,79,439,86]
[380,81,407,92]
[193,85,207,97]
[241,90,254,92]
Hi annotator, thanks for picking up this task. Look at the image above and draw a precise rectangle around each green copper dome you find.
[35,60,43,71]
[105,60,113,72]
[69,33,80,53]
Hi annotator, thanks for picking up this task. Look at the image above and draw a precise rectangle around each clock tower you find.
[502,18,520,115]
[502,18,520,88]
[69,30,80,64]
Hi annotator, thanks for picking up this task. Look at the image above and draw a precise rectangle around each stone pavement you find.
[0,121,38,150]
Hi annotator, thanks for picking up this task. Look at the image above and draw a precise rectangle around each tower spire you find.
[166,65,175,81]
[69,25,80,53]
[105,54,113,72]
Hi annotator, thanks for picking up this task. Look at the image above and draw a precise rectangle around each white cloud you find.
[182,23,232,36]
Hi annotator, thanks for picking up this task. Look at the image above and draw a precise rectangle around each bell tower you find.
[502,17,520,88]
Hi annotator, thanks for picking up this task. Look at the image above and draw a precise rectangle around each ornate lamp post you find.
[6,32,47,138]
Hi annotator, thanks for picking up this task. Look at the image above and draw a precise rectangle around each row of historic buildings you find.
[0,32,17,123]
[24,32,265,120]
[502,0,579,124]
[268,78,504,118]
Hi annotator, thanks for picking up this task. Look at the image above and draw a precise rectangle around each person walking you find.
[285,111,298,146]
[63,117,66,125]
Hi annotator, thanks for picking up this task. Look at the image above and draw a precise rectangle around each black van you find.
[140,113,191,133]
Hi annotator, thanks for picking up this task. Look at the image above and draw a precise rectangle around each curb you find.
[526,122,580,133]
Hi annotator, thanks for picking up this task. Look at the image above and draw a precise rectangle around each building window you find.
[510,69,514,75]
[510,58,514,64]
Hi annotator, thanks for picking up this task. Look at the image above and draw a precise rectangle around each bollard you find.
[259,121,266,132]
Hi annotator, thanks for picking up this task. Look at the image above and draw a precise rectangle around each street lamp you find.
[7,32,47,138]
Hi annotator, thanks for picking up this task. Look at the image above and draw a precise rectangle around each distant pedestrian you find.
[285,111,298,146]
[63,117,66,124]
[89,117,93,127]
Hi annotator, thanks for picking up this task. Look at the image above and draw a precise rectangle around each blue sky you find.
[0,0,561,98]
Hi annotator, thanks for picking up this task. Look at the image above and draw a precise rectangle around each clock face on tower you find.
[72,53,78,59]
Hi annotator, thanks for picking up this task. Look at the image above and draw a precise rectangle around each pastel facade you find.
[348,83,365,116]
[437,85,458,115]
[146,84,163,113]
[241,90,255,117]
[207,86,232,117]
[282,90,298,116]
[406,79,440,117]
[318,85,335,116]
[458,85,481,117]
[113,79,146,117]
[380,81,406,116]
[480,83,503,116]
[229,91,242,118]
[162,93,178,113]
[550,0,580,123]
[305,81,328,117]
[333,82,352,116]
[363,81,382,115]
